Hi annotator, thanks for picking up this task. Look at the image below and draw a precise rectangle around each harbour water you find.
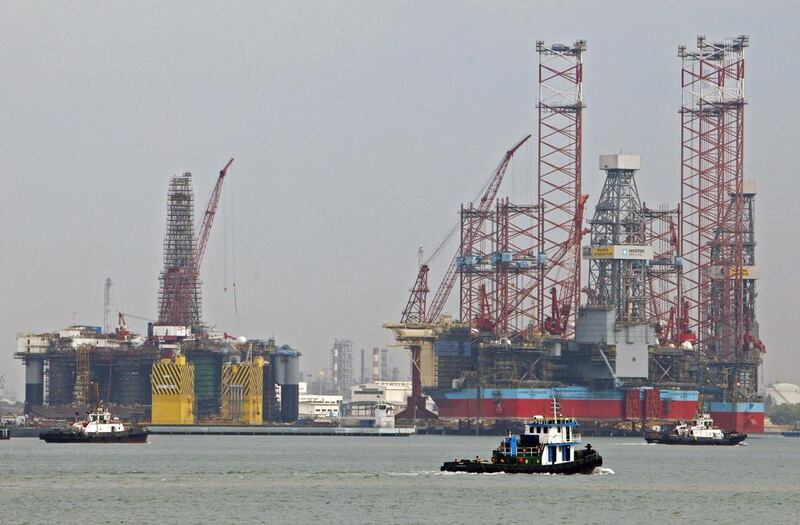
[1,434,799,523]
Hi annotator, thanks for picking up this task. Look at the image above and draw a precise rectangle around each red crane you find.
[420,134,531,324]
[475,283,495,333]
[195,158,234,274]
[506,193,590,336]
[160,158,234,328]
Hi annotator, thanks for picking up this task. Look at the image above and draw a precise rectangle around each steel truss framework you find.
[679,35,747,361]
[401,264,429,324]
[536,40,586,337]
[587,165,648,322]
[494,199,541,335]
[457,200,542,337]
[643,205,681,343]
[158,173,202,326]
[458,205,496,328]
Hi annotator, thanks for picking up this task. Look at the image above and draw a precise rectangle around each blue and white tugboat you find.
[40,406,149,443]
[441,400,603,474]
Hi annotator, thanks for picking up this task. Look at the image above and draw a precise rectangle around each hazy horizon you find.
[2,1,799,398]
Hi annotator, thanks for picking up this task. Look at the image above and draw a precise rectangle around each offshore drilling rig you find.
[16,160,301,424]
[386,36,766,433]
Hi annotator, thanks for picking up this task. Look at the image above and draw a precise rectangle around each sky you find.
[1,0,799,398]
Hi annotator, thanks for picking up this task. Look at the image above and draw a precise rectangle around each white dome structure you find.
[766,383,800,406]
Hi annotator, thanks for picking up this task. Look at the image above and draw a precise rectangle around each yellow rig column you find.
[151,355,195,424]
[221,357,264,425]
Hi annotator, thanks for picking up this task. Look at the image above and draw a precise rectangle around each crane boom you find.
[158,158,233,328]
[400,264,430,323]
[424,134,531,323]
[194,158,234,273]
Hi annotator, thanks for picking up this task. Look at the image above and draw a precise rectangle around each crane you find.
[502,193,590,336]
[160,158,234,327]
[418,134,531,324]
[400,264,429,324]
[195,158,234,276]
[475,283,495,333]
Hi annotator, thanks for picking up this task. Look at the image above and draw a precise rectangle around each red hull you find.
[708,411,764,434]
[435,398,698,421]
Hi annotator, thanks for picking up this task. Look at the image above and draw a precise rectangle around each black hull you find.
[644,432,746,446]
[441,451,602,475]
[39,429,150,443]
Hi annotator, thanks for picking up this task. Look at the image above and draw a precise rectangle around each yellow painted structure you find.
[151,355,195,424]
[221,357,264,425]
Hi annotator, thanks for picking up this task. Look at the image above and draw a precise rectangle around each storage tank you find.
[269,346,301,422]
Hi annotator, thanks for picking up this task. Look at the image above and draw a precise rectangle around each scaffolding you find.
[158,173,202,327]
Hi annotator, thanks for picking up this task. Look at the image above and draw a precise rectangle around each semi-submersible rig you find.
[16,160,301,425]
[386,36,765,433]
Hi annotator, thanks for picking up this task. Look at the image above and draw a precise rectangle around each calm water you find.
[1,434,799,524]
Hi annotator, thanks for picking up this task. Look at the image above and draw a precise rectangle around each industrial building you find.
[387,36,765,433]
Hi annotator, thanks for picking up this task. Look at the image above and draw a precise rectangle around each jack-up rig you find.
[386,36,766,433]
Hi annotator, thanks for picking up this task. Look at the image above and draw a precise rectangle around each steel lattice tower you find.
[587,156,648,322]
[679,35,747,358]
[158,173,202,327]
[643,205,682,343]
[458,204,496,328]
[740,182,759,349]
[493,199,541,335]
[536,40,586,337]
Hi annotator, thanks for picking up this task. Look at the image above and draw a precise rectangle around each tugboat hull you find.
[441,450,602,475]
[644,432,746,445]
[39,429,150,443]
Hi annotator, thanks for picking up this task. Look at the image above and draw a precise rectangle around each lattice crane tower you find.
[536,40,586,336]
[586,155,651,322]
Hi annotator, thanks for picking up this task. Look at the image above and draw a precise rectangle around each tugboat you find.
[644,413,746,445]
[40,407,149,443]
[441,400,603,474]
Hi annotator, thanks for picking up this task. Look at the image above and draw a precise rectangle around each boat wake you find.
[592,467,615,475]
[437,470,508,476]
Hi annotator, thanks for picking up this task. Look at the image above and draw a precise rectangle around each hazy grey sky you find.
[2,1,798,396]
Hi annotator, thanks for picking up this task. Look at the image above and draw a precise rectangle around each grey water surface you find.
[1,434,798,524]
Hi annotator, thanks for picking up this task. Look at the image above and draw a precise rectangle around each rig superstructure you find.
[386,36,765,433]
[16,160,302,425]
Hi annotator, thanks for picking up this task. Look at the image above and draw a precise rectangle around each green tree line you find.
[767,403,800,426]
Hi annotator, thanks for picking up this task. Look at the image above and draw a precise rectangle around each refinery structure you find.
[15,160,302,425]
[386,35,766,433]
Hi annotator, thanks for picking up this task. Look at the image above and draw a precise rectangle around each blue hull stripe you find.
[438,387,699,402]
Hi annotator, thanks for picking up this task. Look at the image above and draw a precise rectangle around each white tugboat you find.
[645,413,746,445]
[40,407,149,443]
[441,400,603,474]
